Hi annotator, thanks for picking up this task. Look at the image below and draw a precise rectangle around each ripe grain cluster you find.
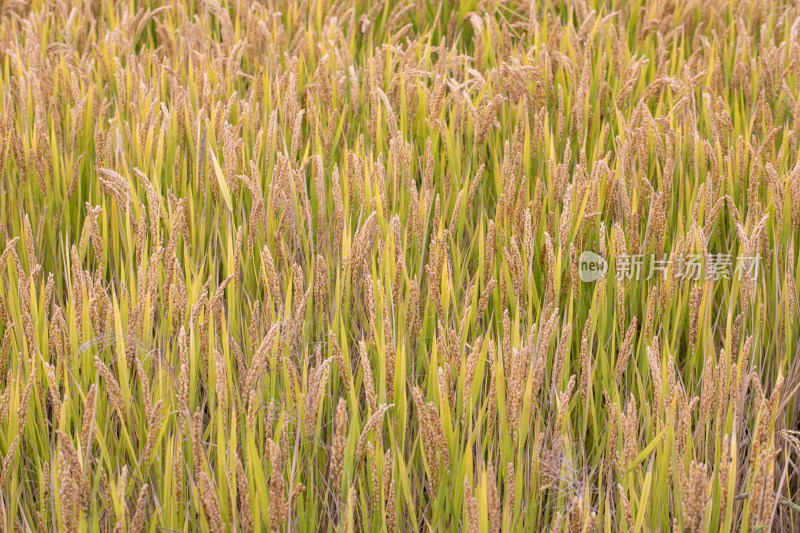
[0,0,798,531]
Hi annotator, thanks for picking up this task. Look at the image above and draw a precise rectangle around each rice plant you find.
[0,0,798,531]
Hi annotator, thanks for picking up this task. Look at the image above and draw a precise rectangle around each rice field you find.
[0,0,799,531]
